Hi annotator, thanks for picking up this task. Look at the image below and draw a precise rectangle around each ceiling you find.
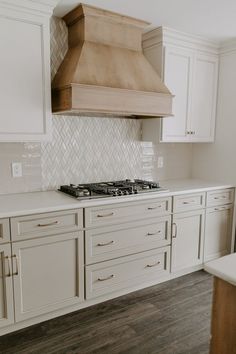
[54,0,236,42]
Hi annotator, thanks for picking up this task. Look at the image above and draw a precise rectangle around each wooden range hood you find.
[52,4,173,118]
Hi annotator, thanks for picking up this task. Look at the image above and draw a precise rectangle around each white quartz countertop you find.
[204,253,236,286]
[0,179,234,218]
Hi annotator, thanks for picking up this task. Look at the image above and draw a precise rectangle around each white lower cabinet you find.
[12,232,84,322]
[0,188,234,335]
[85,247,170,300]
[0,244,14,328]
[171,209,205,273]
[204,205,233,262]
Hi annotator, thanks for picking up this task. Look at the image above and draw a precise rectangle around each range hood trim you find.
[52,83,174,118]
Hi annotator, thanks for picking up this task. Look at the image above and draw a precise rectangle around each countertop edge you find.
[204,253,236,287]
[0,180,234,219]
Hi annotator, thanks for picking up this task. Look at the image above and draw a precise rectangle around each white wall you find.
[192,45,236,184]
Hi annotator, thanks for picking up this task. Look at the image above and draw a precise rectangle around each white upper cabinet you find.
[142,27,219,143]
[190,53,218,142]
[0,0,56,142]
[162,46,194,142]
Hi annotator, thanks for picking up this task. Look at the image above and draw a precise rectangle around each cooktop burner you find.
[59,179,168,200]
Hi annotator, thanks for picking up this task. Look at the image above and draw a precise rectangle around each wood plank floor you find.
[0,271,213,354]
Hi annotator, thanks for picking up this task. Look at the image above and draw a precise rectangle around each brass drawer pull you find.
[147,231,161,236]
[97,212,114,218]
[37,221,59,227]
[147,205,162,210]
[214,196,226,200]
[172,223,177,238]
[97,240,114,247]
[5,256,11,277]
[98,274,114,282]
[146,261,161,268]
[183,200,196,204]
[12,255,19,276]
[214,207,227,211]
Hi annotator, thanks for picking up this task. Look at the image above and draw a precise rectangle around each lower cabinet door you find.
[12,232,84,322]
[171,210,205,273]
[0,244,14,328]
[86,247,170,300]
[204,205,233,262]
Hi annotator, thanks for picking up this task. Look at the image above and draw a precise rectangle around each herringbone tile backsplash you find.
[0,16,192,195]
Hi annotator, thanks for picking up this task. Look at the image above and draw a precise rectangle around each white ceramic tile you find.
[41,116,145,189]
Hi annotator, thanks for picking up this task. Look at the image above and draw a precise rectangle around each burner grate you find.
[59,179,165,199]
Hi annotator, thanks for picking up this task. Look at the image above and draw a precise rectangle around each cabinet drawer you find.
[11,209,83,241]
[85,197,171,228]
[207,189,234,207]
[0,218,10,244]
[173,193,206,212]
[85,246,170,299]
[85,216,171,264]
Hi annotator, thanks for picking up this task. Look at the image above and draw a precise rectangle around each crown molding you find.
[143,26,219,54]
[219,39,236,55]
[0,0,59,16]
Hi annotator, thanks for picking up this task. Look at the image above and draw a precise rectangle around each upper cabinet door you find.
[161,46,193,142]
[190,54,218,142]
[0,7,51,141]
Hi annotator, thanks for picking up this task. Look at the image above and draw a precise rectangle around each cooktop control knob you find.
[83,189,90,196]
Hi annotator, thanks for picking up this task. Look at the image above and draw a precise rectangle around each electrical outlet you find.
[11,162,22,178]
[157,156,164,169]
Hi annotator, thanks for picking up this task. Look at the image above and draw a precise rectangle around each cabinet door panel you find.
[171,210,205,273]
[12,232,84,322]
[204,205,232,262]
[162,46,193,142]
[190,54,218,142]
[0,8,51,141]
[0,244,14,328]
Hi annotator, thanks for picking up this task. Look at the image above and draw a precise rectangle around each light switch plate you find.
[11,162,23,178]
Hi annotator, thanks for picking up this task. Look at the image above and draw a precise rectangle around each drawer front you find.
[0,218,10,243]
[207,189,234,207]
[85,216,171,264]
[173,193,206,212]
[85,246,170,299]
[11,209,83,241]
[85,197,171,228]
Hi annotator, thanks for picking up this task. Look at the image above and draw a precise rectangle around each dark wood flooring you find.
[0,271,213,354]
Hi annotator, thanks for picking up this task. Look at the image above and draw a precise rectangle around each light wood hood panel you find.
[52,3,173,118]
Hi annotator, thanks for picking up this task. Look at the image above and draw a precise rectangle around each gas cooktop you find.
[59,179,168,200]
